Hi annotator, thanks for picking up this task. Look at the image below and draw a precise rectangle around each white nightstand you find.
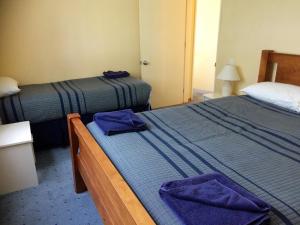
[0,121,38,194]
[203,93,224,101]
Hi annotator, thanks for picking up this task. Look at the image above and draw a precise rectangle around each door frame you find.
[183,0,196,103]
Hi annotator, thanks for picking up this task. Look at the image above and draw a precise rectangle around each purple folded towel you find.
[159,173,270,225]
[93,109,147,136]
[103,71,130,79]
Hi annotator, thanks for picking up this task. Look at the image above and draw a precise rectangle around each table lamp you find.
[217,60,240,96]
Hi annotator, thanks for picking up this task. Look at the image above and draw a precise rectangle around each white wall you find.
[216,0,300,94]
[0,0,141,85]
[192,0,221,93]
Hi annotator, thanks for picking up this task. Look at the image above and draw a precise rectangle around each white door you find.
[139,0,187,108]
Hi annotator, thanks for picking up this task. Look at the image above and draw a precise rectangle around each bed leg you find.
[67,113,87,193]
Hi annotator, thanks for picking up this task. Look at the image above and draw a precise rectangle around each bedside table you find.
[0,121,38,194]
[203,93,223,101]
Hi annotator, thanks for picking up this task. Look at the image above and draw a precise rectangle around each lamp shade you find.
[217,64,240,81]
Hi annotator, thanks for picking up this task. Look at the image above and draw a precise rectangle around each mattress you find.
[0,76,151,124]
[87,96,300,225]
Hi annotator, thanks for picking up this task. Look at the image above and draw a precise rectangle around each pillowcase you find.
[241,82,300,113]
[0,77,21,98]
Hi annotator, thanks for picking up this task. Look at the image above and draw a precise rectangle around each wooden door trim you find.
[183,0,196,103]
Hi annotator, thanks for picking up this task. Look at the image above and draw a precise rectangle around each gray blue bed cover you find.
[88,96,300,225]
[0,76,151,124]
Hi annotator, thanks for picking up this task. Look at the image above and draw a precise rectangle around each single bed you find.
[67,50,300,225]
[0,76,151,147]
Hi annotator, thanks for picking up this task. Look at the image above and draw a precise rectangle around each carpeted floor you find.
[0,147,103,225]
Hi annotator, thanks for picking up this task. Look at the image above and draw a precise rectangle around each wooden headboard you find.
[258,50,300,86]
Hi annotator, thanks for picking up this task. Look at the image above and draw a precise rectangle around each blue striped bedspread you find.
[87,96,300,225]
[0,76,151,124]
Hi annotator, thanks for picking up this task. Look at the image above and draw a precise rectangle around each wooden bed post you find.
[67,113,155,224]
[67,113,87,193]
[258,50,274,82]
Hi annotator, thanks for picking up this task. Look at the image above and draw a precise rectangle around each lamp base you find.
[222,81,233,97]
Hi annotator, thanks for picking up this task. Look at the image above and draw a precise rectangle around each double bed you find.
[0,76,151,147]
[67,50,300,225]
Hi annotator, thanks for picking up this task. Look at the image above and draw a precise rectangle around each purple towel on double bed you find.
[103,71,130,79]
[159,173,271,225]
[93,109,147,136]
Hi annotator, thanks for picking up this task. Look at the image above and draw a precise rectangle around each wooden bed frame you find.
[258,50,300,85]
[67,50,300,225]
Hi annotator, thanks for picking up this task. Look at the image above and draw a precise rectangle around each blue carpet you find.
[0,147,103,225]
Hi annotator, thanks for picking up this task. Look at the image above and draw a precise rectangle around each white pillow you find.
[0,77,21,98]
[241,82,300,113]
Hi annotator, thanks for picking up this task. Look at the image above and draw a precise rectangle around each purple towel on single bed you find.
[159,173,271,225]
[103,71,130,79]
[93,109,147,136]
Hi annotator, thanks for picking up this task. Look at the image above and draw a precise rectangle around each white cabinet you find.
[0,121,38,195]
